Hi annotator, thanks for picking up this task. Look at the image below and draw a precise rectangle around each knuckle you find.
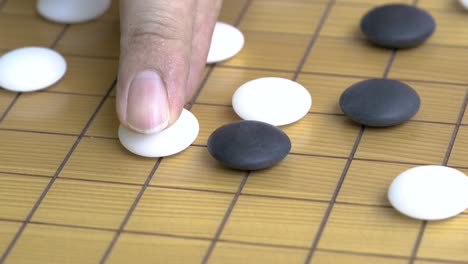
[124,11,187,44]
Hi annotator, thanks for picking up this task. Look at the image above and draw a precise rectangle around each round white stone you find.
[207,22,244,64]
[388,165,468,221]
[0,47,67,92]
[37,0,111,24]
[232,77,312,126]
[118,109,199,158]
[459,0,468,9]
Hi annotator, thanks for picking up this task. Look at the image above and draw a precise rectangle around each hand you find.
[116,0,223,133]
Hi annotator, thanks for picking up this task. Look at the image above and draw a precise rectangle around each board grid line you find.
[5,137,468,180]
[11,65,468,98]
[2,64,466,101]
[7,208,468,264]
[201,172,250,264]
[1,46,467,102]
[291,0,337,81]
[0,109,462,139]
[382,49,397,79]
[0,79,117,263]
[0,23,74,263]
[1,216,468,264]
[2,162,468,212]
[23,32,468,60]
[0,93,20,123]
[303,126,365,264]
[1,1,468,263]
[98,158,163,263]
[98,0,254,262]
[0,20,115,261]
[0,21,68,124]
[201,0,338,262]
[304,1,420,262]
[309,33,468,51]
[408,88,468,264]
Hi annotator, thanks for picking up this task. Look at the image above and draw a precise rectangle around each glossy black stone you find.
[361,4,436,48]
[339,79,420,127]
[207,120,291,170]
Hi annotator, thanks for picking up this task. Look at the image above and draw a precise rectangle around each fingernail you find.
[126,70,169,134]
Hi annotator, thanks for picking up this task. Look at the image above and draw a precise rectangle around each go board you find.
[0,0,468,263]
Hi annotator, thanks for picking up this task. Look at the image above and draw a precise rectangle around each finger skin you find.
[117,0,196,133]
[185,0,223,102]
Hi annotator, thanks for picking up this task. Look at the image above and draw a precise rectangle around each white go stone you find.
[459,0,468,9]
[37,0,112,24]
[388,165,468,221]
[0,47,66,92]
[207,22,244,64]
[232,77,312,126]
[118,109,199,158]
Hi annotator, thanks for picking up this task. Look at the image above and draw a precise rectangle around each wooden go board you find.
[0,0,468,263]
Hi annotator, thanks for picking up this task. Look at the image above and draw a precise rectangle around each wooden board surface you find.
[1,0,468,263]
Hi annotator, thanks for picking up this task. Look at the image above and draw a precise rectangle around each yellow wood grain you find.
[218,0,249,24]
[0,173,49,220]
[312,251,408,264]
[0,221,21,254]
[47,56,117,95]
[419,0,464,11]
[32,179,140,229]
[0,93,101,134]
[221,30,310,71]
[0,89,15,115]
[448,126,468,167]
[239,0,328,34]
[427,9,468,46]
[406,81,466,123]
[0,13,64,49]
[296,73,364,114]
[60,137,156,184]
[209,242,308,264]
[107,233,209,264]
[337,160,413,206]
[389,45,468,84]
[1,0,468,263]
[244,155,346,200]
[125,187,233,238]
[283,114,361,157]
[1,0,35,14]
[86,97,119,138]
[221,195,327,247]
[418,215,468,262]
[320,4,370,38]
[414,261,453,264]
[2,0,117,20]
[355,122,454,164]
[464,108,468,124]
[318,204,421,256]
[0,130,75,176]
[191,104,240,145]
[7,224,114,264]
[197,67,292,106]
[56,21,120,58]
[303,36,391,77]
[151,146,244,193]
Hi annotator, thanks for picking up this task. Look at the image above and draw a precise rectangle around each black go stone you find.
[207,120,291,171]
[361,4,436,49]
[339,79,420,127]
